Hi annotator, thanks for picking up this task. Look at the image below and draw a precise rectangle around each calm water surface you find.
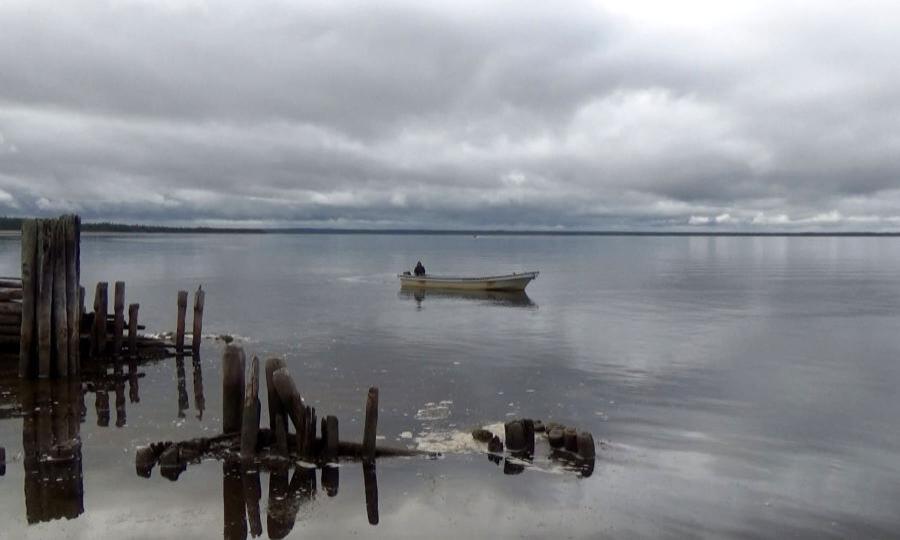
[1,234,899,539]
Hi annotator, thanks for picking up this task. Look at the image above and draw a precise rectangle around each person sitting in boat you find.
[414,261,426,276]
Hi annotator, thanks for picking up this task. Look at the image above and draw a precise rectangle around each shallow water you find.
[1,233,899,538]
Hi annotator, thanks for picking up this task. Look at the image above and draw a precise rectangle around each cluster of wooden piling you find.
[83,281,200,360]
[19,215,81,379]
[472,418,597,476]
[136,345,431,480]
[225,345,395,464]
[88,281,145,359]
[175,287,204,355]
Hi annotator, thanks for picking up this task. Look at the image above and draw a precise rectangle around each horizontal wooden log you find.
[0,314,21,325]
[0,335,20,345]
[0,279,22,289]
[0,289,23,301]
[135,428,436,475]
[0,325,22,336]
[0,302,22,315]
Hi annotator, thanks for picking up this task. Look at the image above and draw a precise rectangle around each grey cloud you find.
[1,0,899,229]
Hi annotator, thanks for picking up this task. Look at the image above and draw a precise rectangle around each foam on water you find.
[414,421,505,454]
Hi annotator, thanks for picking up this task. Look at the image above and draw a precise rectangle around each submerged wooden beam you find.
[136,427,436,477]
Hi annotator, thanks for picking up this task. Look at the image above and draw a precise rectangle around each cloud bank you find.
[1,0,899,229]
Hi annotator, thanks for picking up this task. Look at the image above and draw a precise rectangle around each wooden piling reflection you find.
[242,469,263,537]
[193,355,205,420]
[363,461,379,525]
[223,462,247,540]
[95,388,110,427]
[176,356,189,419]
[321,465,339,497]
[20,379,85,524]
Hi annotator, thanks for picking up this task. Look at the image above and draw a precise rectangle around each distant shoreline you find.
[1,218,899,236]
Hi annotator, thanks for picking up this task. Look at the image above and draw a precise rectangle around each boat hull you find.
[398,271,538,292]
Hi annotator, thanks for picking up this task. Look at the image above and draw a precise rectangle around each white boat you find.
[398,271,539,291]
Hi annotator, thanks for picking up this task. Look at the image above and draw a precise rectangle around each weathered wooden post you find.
[577,431,595,460]
[323,415,339,462]
[548,427,564,448]
[52,220,68,377]
[264,358,289,455]
[504,420,525,452]
[112,281,125,356]
[91,282,108,357]
[564,427,578,452]
[192,286,204,354]
[271,367,308,456]
[96,388,110,427]
[37,220,53,377]
[175,290,188,353]
[20,220,38,378]
[240,356,260,459]
[306,406,317,458]
[128,303,139,358]
[362,387,379,462]
[222,345,245,433]
[522,418,535,456]
[65,215,80,375]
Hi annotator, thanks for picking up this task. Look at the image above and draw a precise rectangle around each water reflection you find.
[20,379,85,524]
[220,462,363,539]
[0,352,208,527]
[398,288,536,308]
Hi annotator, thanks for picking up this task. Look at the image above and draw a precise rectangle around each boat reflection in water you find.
[399,288,536,308]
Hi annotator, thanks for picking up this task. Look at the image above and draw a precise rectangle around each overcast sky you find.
[1,0,898,229]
